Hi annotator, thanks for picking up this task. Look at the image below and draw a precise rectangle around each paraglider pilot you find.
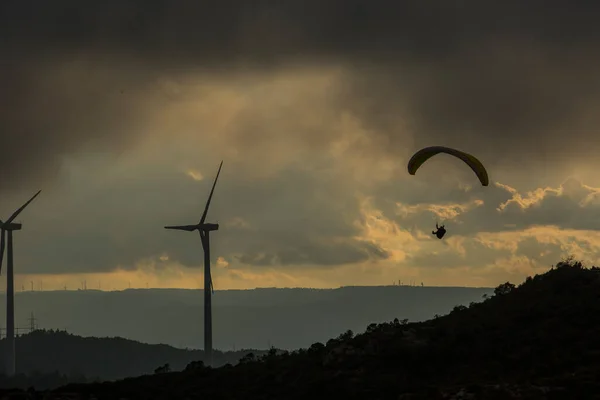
[432,223,446,239]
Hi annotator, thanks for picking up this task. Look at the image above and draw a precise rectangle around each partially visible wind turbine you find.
[0,190,41,375]
[165,161,222,366]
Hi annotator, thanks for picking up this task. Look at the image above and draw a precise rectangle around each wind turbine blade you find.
[0,230,5,276]
[200,231,207,250]
[164,225,197,231]
[199,231,212,293]
[5,190,42,224]
[199,161,223,225]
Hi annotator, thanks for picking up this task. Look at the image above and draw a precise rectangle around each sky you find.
[2,0,600,291]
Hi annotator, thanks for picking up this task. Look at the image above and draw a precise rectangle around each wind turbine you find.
[165,161,222,366]
[0,190,41,375]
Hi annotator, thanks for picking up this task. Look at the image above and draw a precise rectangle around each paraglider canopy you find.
[407,146,489,186]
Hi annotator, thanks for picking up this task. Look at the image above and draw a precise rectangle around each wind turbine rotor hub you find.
[201,223,219,232]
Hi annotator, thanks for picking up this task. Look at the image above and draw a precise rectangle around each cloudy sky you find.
[1,0,600,291]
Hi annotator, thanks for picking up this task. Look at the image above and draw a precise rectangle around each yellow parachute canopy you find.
[407,146,489,186]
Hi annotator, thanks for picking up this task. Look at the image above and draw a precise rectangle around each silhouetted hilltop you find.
[36,258,600,399]
[0,330,267,390]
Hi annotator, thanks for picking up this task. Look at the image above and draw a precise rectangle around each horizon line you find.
[0,284,495,294]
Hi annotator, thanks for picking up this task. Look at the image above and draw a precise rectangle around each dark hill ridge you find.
[23,258,600,399]
[0,330,267,387]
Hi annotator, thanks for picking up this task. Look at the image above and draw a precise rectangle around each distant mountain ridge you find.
[0,329,266,386]
[0,285,493,350]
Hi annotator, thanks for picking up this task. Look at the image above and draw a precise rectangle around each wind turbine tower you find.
[165,161,223,367]
[0,190,41,375]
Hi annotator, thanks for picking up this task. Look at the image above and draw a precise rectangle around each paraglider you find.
[407,146,489,239]
[407,146,489,186]
[432,223,446,239]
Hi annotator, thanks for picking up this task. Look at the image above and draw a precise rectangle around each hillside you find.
[26,257,600,399]
[0,286,492,350]
[0,330,266,389]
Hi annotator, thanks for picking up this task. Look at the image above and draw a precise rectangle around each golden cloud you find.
[186,169,204,181]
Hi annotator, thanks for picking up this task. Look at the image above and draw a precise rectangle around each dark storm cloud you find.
[2,0,600,194]
[15,161,388,273]
[347,46,600,170]
[235,238,387,267]
[0,59,153,194]
[188,167,390,269]
[4,1,599,63]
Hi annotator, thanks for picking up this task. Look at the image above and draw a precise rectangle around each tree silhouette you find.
[493,282,516,296]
